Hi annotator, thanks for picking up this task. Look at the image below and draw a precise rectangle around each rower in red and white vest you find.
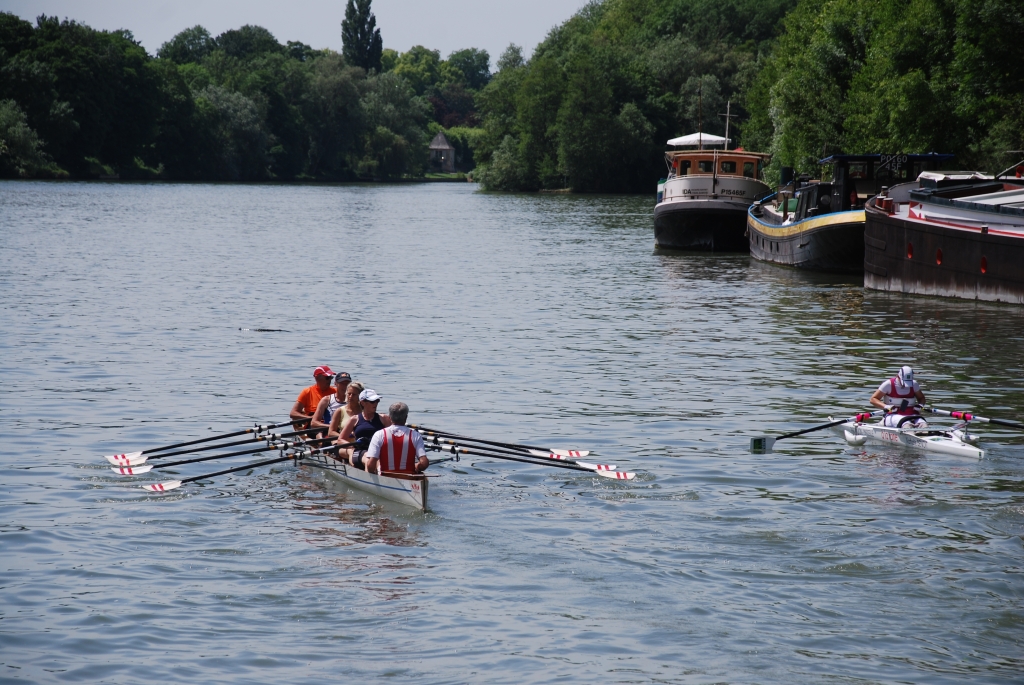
[870,365,928,428]
[363,401,429,475]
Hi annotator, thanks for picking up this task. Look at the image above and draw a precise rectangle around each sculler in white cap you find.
[339,388,392,470]
[870,366,928,428]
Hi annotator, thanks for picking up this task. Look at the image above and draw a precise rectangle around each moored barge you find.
[864,171,1024,304]
[654,132,771,251]
[747,154,953,272]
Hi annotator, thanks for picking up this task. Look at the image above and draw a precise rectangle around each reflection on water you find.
[1,181,1023,684]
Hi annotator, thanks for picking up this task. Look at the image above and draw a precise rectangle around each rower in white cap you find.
[870,365,928,428]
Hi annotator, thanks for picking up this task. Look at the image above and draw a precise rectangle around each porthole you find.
[936,248,943,265]
[906,242,914,259]
[980,256,988,274]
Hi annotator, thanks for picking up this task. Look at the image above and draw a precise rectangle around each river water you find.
[1,180,1022,684]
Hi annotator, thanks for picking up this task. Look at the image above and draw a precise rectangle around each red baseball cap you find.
[313,365,334,378]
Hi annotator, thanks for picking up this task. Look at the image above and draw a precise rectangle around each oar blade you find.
[577,461,617,471]
[105,451,145,466]
[749,437,776,453]
[141,480,183,493]
[595,469,635,480]
[527,449,592,459]
[111,464,153,476]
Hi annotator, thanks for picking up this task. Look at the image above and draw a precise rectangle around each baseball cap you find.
[897,366,914,385]
[335,371,352,382]
[359,388,382,402]
[313,365,335,378]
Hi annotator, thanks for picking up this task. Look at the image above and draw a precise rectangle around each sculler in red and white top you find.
[363,402,429,475]
[870,366,928,428]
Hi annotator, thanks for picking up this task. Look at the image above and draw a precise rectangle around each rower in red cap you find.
[290,366,337,424]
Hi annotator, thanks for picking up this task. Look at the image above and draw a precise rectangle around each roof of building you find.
[429,132,455,150]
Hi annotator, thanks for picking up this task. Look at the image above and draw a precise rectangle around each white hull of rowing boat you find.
[305,453,428,510]
[829,419,984,458]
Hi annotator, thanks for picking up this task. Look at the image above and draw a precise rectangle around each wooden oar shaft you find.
[141,418,304,455]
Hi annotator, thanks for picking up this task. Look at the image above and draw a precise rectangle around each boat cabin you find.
[665,150,769,181]
[817,153,954,211]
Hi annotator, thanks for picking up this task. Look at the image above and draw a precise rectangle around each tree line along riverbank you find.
[1,0,1022,189]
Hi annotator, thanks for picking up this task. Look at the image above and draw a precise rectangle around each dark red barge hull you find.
[864,193,1024,305]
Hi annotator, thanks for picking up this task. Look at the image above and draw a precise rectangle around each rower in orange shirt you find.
[290,366,336,424]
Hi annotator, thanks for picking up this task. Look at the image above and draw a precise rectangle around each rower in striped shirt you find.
[364,402,429,475]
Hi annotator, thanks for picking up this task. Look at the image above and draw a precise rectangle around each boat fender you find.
[844,430,867,446]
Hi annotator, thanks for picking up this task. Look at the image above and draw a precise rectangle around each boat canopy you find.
[667,132,730,147]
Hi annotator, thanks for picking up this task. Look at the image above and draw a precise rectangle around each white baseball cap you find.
[359,388,381,402]
[897,366,914,384]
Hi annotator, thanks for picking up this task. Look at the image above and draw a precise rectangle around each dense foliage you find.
[742,0,1024,181]
[2,1,1022,187]
[0,11,488,180]
[473,0,791,192]
[473,0,1024,191]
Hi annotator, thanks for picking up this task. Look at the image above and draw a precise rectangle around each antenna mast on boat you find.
[698,80,703,150]
[720,100,736,151]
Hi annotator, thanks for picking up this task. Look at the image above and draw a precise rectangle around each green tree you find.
[341,0,383,71]
[446,48,490,90]
[357,70,429,178]
[0,99,51,177]
[215,25,283,60]
[393,46,441,95]
[158,26,215,64]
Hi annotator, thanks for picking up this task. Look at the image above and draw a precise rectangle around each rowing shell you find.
[304,451,428,510]
[829,418,984,458]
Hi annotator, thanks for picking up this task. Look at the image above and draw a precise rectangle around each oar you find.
[447,445,635,480]
[104,427,325,466]
[110,438,349,476]
[922,407,1024,430]
[410,425,590,458]
[140,453,303,493]
[425,435,619,473]
[750,409,888,453]
[104,418,306,465]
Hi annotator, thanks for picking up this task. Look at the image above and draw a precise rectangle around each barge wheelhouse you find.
[864,171,1024,304]
[747,153,953,272]
[654,133,771,252]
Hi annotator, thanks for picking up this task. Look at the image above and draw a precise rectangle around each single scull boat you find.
[828,416,983,458]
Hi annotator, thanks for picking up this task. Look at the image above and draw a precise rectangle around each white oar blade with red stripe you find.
[595,470,635,480]
[576,461,616,471]
[527,450,592,460]
[105,451,146,466]
[141,480,183,492]
[110,464,154,476]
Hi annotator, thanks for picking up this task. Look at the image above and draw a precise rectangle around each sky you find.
[1,0,588,64]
